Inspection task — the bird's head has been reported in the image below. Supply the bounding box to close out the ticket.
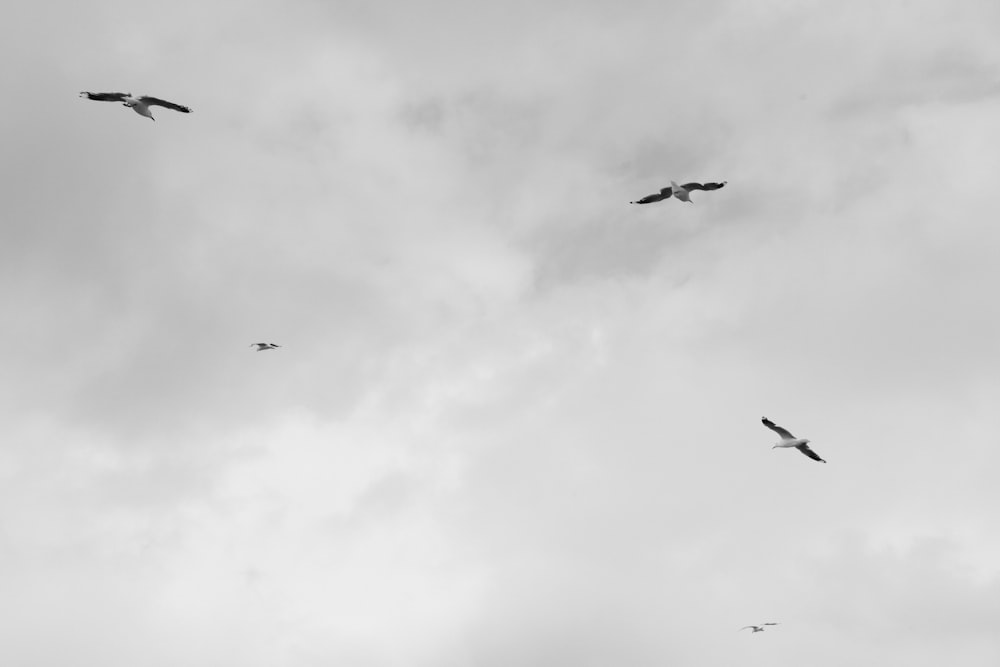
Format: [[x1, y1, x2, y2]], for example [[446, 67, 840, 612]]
[[801, 438, 811, 444]]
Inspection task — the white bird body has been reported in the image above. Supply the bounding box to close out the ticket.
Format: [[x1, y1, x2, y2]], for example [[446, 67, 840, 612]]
[[122, 95, 154, 120], [772, 437, 810, 449], [670, 180, 691, 202]]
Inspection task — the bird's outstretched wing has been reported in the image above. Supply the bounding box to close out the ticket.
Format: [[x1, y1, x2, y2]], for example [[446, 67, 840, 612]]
[[681, 181, 727, 191], [631, 192, 670, 204], [659, 186, 674, 195], [763, 622, 780, 626], [796, 444, 826, 463], [80, 91, 128, 102], [739, 626, 758, 632], [762, 417, 796, 440], [139, 96, 192, 113]]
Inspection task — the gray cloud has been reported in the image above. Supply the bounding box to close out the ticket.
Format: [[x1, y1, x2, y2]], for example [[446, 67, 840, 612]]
[[1, 1, 999, 665]]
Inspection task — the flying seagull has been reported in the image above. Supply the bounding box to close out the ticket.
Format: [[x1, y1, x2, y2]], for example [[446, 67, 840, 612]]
[[251, 343, 281, 351], [630, 181, 726, 204], [79, 91, 192, 121], [762, 417, 826, 463], [741, 623, 779, 634]]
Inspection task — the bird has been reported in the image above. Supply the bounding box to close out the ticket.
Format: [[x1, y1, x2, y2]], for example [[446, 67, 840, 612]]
[[741, 623, 779, 634], [251, 343, 281, 351], [630, 181, 726, 204], [79, 91, 192, 121], [762, 417, 826, 462]]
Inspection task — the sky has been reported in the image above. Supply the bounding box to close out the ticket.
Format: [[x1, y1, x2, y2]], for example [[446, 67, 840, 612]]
[[1, 0, 1000, 664]]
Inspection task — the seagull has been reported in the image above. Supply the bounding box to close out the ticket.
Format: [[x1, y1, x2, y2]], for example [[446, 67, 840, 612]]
[[79, 91, 192, 121], [251, 343, 281, 351], [630, 181, 726, 204], [762, 417, 826, 463], [741, 623, 779, 634]]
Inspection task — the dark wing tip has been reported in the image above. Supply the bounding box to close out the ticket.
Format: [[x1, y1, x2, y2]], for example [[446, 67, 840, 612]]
[[798, 444, 826, 462]]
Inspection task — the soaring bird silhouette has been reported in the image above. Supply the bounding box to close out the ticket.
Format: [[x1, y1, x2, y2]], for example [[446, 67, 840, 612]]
[[251, 343, 281, 351], [741, 623, 779, 634], [79, 91, 192, 121], [630, 181, 726, 204], [762, 417, 825, 462]]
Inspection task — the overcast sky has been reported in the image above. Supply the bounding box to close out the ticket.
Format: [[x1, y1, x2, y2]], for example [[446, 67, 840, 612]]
[[2, 0, 1000, 665]]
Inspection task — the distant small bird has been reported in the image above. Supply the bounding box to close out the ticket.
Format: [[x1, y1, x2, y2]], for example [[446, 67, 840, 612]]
[[79, 91, 192, 121], [741, 623, 779, 634], [251, 343, 281, 351], [762, 417, 826, 463], [630, 181, 726, 204]]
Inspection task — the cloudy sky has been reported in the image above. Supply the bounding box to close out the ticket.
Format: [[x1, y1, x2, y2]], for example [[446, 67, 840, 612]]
[[2, 0, 1000, 664]]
